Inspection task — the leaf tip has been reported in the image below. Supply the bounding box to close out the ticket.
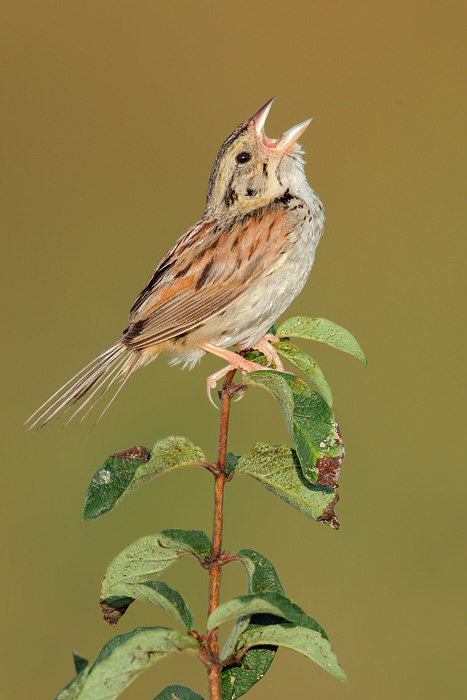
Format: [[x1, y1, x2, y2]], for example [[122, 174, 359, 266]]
[[358, 351, 368, 366], [317, 493, 340, 529]]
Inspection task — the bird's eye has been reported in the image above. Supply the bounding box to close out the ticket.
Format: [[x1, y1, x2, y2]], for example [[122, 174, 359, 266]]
[[236, 151, 251, 164]]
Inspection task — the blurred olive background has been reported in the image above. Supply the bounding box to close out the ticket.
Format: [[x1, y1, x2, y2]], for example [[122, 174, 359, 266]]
[[2, 1, 465, 698]]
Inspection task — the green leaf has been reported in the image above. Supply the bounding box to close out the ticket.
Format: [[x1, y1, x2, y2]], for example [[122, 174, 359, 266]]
[[277, 316, 366, 365], [161, 529, 211, 558], [221, 550, 283, 700], [208, 591, 307, 631], [242, 350, 269, 366], [238, 621, 346, 683], [55, 653, 89, 700], [235, 549, 284, 595], [72, 651, 89, 674], [273, 341, 333, 406], [77, 627, 200, 700], [243, 372, 344, 485], [103, 580, 194, 630], [100, 530, 210, 625], [225, 452, 240, 477], [235, 443, 340, 528], [82, 436, 206, 521], [153, 686, 205, 700]]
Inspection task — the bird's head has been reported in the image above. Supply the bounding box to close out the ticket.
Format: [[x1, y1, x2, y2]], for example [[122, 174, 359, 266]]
[[205, 97, 312, 217]]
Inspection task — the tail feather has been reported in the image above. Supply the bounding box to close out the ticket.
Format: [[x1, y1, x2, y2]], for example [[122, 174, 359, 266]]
[[84, 353, 142, 428], [62, 352, 130, 426], [25, 339, 144, 430], [29, 343, 120, 420], [37, 344, 125, 424]]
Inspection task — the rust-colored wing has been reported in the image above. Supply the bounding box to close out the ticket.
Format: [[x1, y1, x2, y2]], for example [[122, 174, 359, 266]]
[[125, 205, 293, 349]]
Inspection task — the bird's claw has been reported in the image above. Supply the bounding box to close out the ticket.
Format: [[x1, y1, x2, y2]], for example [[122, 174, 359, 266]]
[[206, 364, 236, 408], [202, 339, 287, 408]]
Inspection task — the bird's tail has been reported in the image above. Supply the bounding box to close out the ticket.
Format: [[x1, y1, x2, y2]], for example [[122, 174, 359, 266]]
[[26, 339, 146, 430]]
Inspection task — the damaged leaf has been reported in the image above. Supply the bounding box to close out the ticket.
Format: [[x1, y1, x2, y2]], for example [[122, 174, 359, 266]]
[[82, 436, 206, 521], [103, 580, 194, 630], [243, 371, 344, 485], [100, 530, 210, 626], [234, 443, 340, 528]]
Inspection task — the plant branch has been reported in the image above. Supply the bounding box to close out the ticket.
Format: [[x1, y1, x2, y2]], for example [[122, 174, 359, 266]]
[[207, 368, 237, 700]]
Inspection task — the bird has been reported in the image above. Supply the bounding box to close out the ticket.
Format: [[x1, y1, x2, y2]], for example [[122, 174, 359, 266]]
[[26, 97, 325, 430]]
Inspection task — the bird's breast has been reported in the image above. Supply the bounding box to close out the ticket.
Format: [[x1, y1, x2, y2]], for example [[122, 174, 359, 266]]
[[208, 195, 324, 350]]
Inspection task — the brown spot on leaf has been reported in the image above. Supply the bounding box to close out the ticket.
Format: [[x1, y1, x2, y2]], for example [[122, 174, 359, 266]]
[[315, 455, 342, 488], [111, 445, 150, 463], [100, 599, 130, 627], [317, 493, 340, 530], [315, 421, 344, 488]]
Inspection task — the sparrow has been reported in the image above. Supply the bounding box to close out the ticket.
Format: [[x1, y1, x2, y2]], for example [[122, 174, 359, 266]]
[[26, 97, 325, 429]]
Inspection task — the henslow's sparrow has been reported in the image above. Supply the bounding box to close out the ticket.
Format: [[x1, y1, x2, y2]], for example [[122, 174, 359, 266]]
[[27, 98, 325, 429]]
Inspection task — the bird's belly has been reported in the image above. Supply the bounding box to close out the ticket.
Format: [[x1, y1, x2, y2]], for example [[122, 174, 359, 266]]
[[227, 239, 316, 349], [168, 214, 323, 367], [203, 225, 318, 350]]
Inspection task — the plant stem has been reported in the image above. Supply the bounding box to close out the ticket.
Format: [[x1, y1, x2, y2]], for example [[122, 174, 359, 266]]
[[207, 369, 237, 700]]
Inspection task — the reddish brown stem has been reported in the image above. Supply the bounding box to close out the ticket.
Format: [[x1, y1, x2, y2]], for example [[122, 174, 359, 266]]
[[206, 368, 237, 700]]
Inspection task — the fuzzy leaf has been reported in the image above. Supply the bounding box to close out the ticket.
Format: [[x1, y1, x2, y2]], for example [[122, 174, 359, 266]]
[[82, 436, 206, 521], [221, 550, 283, 700], [208, 591, 307, 631], [100, 530, 210, 625], [238, 621, 346, 683], [235, 443, 340, 528], [277, 316, 366, 365], [77, 627, 200, 700], [243, 372, 344, 484], [153, 686, 204, 700], [273, 341, 333, 406], [55, 653, 89, 700]]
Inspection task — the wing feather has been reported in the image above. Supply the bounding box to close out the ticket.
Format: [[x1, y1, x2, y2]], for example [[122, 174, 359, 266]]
[[125, 205, 292, 350]]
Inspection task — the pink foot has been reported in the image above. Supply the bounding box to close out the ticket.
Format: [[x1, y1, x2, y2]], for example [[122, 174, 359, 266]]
[[252, 334, 285, 371], [199, 342, 275, 406]]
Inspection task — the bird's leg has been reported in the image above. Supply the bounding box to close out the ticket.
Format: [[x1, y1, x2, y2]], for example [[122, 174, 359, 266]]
[[200, 342, 274, 374], [199, 342, 274, 405], [252, 334, 285, 371], [263, 333, 281, 344]]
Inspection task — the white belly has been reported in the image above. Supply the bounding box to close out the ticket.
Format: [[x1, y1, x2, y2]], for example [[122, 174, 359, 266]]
[[226, 217, 320, 349]]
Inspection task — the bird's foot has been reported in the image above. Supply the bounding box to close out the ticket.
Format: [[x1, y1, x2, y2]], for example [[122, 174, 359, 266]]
[[200, 342, 275, 407], [252, 334, 285, 371]]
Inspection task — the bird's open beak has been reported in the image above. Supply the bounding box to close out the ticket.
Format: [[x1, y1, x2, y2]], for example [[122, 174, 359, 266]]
[[248, 97, 312, 151]]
